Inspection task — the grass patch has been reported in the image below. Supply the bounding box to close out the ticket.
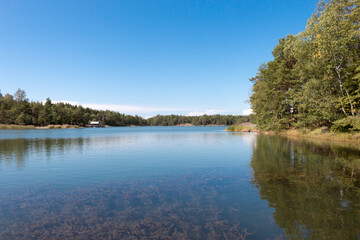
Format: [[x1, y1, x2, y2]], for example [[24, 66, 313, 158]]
[[0, 124, 81, 130], [225, 124, 258, 132], [227, 122, 360, 143], [0, 124, 36, 130], [278, 128, 360, 143], [42, 125, 80, 129]]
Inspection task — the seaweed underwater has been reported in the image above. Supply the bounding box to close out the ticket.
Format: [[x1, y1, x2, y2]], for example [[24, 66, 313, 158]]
[[0, 173, 254, 240]]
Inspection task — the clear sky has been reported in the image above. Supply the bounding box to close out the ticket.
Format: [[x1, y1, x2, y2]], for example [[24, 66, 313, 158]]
[[0, 0, 319, 117]]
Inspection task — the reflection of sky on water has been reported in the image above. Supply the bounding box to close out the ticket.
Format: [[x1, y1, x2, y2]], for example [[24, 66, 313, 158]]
[[0, 127, 254, 190], [4, 127, 358, 239], [0, 126, 227, 140], [0, 127, 285, 239]]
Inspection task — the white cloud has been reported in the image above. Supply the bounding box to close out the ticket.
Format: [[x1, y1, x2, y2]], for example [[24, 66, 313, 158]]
[[53, 100, 186, 114], [187, 109, 227, 116], [52, 100, 238, 117], [242, 108, 253, 115]]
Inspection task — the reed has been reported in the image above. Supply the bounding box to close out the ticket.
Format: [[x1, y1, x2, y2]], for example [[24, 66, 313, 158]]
[[0, 124, 36, 129]]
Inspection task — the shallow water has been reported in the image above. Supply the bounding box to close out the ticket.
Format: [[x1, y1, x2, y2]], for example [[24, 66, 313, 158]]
[[0, 127, 359, 239]]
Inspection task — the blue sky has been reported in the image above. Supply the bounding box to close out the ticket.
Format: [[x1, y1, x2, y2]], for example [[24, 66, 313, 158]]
[[0, 0, 318, 117]]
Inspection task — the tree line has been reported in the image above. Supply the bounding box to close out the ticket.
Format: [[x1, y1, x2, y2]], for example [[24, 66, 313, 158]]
[[0, 89, 249, 127], [146, 114, 251, 126], [250, 0, 360, 132], [0, 89, 147, 126]]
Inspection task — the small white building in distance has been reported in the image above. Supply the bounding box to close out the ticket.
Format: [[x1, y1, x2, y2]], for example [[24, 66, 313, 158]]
[[87, 121, 104, 127], [88, 121, 104, 128]]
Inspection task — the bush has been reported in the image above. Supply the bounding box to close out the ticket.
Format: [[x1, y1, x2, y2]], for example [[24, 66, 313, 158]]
[[331, 116, 360, 132], [225, 124, 258, 132]]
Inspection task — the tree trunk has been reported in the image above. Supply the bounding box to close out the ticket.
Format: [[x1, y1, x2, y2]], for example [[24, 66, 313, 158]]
[[334, 67, 355, 116], [328, 73, 348, 115]]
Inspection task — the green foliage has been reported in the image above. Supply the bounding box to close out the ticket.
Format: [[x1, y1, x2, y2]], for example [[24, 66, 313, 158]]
[[250, 0, 360, 131], [0, 89, 249, 127], [331, 116, 360, 132], [146, 114, 252, 126], [225, 124, 257, 132], [0, 89, 147, 127]]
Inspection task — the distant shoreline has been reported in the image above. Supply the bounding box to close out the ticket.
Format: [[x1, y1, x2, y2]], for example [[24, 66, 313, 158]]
[[175, 123, 225, 127], [0, 124, 82, 130], [0, 124, 227, 130]]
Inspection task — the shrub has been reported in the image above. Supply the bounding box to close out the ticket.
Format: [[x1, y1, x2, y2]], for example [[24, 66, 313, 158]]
[[225, 124, 257, 132], [331, 116, 360, 132]]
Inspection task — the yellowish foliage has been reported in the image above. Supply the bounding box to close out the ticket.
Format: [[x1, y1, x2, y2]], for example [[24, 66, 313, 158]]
[[313, 51, 322, 59]]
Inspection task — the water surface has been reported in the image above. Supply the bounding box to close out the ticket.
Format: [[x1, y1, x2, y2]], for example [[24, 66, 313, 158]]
[[0, 127, 359, 239]]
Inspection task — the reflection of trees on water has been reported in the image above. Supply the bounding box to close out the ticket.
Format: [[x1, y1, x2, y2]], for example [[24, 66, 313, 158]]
[[0, 132, 262, 239], [0, 132, 234, 169], [251, 135, 360, 240], [0, 138, 84, 169]]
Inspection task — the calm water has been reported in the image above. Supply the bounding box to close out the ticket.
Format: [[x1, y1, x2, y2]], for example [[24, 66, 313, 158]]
[[0, 127, 359, 239]]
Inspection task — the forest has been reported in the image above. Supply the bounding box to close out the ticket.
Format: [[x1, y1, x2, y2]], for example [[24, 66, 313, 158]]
[[250, 0, 360, 132], [146, 114, 251, 126], [0, 89, 147, 126], [0, 89, 248, 127]]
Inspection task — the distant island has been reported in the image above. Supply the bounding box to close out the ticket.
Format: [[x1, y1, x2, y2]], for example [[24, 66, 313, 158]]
[[0, 89, 251, 129]]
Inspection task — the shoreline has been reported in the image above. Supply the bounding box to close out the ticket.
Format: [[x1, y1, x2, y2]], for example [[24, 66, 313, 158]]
[[0, 124, 227, 130], [276, 129, 360, 144], [0, 124, 82, 130], [225, 125, 360, 144]]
